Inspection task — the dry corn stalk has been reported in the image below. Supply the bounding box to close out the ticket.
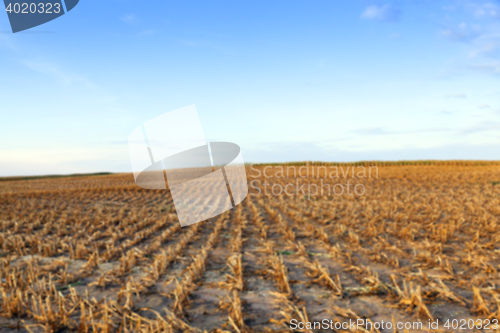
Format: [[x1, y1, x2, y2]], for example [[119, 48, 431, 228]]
[[303, 259, 342, 296]]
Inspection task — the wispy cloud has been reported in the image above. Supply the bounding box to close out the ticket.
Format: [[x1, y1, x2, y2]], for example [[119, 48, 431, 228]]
[[360, 4, 401, 22], [389, 33, 402, 39], [460, 120, 500, 134], [445, 93, 467, 98], [352, 127, 390, 135], [121, 13, 139, 25], [178, 39, 236, 55], [352, 121, 500, 137], [0, 34, 16, 50], [439, 1, 500, 76], [470, 2, 500, 19], [440, 22, 482, 42], [0, 146, 129, 177], [22, 60, 95, 87], [351, 127, 451, 136], [20, 60, 120, 104], [139, 29, 155, 36], [469, 61, 500, 74], [468, 28, 500, 58], [243, 141, 500, 163]]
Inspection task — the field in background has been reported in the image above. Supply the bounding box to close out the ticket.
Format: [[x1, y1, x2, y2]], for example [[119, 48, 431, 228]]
[[0, 162, 500, 332]]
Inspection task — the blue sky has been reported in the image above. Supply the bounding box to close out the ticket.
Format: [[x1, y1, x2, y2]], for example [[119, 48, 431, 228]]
[[1, 0, 499, 176]]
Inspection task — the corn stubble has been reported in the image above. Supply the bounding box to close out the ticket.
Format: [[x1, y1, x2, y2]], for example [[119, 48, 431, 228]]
[[0, 162, 499, 332]]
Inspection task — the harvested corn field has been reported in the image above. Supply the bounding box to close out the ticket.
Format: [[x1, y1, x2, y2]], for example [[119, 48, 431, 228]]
[[1, 161, 500, 332]]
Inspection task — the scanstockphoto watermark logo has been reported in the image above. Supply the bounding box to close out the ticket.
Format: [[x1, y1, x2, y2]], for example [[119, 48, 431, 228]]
[[3, 0, 79, 33], [248, 162, 379, 198], [128, 105, 248, 228]]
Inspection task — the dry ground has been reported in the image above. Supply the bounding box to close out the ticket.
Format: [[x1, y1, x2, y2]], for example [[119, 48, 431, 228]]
[[0, 162, 500, 332]]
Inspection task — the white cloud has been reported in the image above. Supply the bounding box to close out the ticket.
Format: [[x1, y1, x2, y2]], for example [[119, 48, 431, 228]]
[[360, 4, 401, 22]]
